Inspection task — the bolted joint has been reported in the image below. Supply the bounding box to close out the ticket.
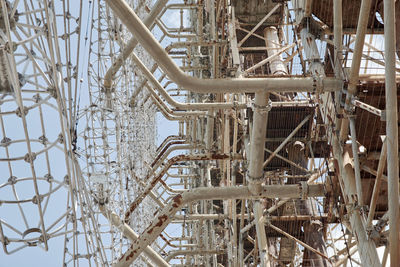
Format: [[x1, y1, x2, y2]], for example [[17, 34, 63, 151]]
[[24, 152, 36, 163], [251, 99, 272, 114]]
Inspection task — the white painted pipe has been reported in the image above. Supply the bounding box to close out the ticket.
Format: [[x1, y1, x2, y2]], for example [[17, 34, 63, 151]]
[[105, 0, 342, 93], [339, 147, 381, 266], [205, 110, 214, 150], [264, 27, 287, 75], [247, 91, 269, 195], [346, 0, 373, 95], [103, 0, 169, 88], [384, 0, 400, 265], [99, 206, 170, 267], [247, 92, 270, 264], [333, 0, 343, 79], [366, 138, 387, 228], [349, 117, 364, 206], [114, 184, 324, 267], [304, 0, 313, 17], [131, 52, 247, 110], [340, 0, 373, 141], [300, 28, 325, 75]]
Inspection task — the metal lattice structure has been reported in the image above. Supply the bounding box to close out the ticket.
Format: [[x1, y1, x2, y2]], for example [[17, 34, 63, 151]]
[[1, 0, 399, 266]]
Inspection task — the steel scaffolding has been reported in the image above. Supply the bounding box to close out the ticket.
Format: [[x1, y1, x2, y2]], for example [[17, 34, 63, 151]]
[[0, 0, 399, 266]]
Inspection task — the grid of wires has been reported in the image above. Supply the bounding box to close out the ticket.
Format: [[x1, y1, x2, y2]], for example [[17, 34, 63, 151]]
[[79, 0, 160, 265], [0, 0, 91, 264], [1, 0, 396, 266]]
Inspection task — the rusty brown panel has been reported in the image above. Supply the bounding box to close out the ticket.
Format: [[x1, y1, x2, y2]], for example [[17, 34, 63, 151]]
[[232, 0, 284, 25], [355, 83, 400, 152], [312, 0, 384, 30]]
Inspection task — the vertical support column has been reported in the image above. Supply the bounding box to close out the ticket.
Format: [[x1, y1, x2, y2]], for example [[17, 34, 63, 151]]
[[254, 201, 270, 267], [349, 117, 364, 206], [339, 0, 372, 141], [247, 91, 270, 267], [299, 27, 325, 75], [263, 27, 287, 75], [246, 27, 276, 267], [247, 90, 269, 195], [340, 148, 381, 266], [333, 0, 343, 114], [384, 0, 400, 265]]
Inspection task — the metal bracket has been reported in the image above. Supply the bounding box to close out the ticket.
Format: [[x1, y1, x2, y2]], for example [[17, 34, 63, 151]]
[[380, 110, 386, 121]]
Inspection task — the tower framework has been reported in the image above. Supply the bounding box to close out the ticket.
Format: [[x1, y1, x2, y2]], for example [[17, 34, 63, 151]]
[[0, 0, 399, 266]]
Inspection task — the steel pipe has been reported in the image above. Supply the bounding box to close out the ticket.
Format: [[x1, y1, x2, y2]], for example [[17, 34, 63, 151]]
[[345, 0, 372, 95], [130, 52, 246, 110], [366, 138, 387, 228], [339, 146, 381, 266], [99, 206, 170, 267], [247, 91, 269, 195], [340, 0, 373, 140], [205, 110, 214, 150], [114, 184, 324, 267], [103, 0, 169, 88], [124, 153, 240, 222], [304, 0, 313, 17], [105, 0, 342, 93], [149, 94, 203, 120], [384, 0, 400, 265]]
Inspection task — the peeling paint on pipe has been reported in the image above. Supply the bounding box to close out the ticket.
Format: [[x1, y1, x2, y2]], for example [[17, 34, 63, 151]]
[[114, 184, 324, 267]]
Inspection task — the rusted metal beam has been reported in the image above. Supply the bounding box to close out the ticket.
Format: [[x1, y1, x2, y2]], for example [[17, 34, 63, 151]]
[[115, 184, 325, 267], [340, 0, 373, 141], [99, 206, 170, 267], [124, 153, 240, 222]]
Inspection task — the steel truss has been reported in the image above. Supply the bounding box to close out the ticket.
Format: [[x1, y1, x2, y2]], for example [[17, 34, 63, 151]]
[[0, 0, 398, 266]]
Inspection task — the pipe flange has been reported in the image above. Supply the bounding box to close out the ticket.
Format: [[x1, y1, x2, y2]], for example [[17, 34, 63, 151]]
[[247, 173, 264, 183], [252, 100, 272, 114], [300, 181, 309, 200]]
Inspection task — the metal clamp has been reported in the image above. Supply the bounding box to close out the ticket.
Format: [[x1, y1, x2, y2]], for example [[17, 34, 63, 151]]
[[247, 173, 264, 183], [252, 99, 272, 114]]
